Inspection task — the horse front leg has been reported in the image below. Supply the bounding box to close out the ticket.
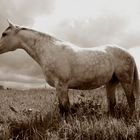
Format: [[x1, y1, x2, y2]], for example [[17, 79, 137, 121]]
[[56, 82, 70, 117]]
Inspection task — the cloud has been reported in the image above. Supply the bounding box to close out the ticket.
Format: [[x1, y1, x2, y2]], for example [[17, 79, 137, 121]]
[[0, 50, 45, 86], [50, 16, 128, 47], [0, 50, 44, 77], [0, 0, 140, 88], [0, 0, 56, 32], [129, 47, 140, 76], [121, 31, 140, 48], [34, 0, 140, 49]]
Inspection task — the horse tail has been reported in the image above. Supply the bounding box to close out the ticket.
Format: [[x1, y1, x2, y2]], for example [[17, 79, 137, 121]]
[[133, 62, 139, 101]]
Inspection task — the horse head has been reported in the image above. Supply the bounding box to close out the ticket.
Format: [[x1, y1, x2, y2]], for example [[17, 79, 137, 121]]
[[0, 20, 22, 54]]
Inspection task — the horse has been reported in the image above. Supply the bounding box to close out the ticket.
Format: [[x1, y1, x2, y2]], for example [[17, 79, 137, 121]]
[[0, 21, 139, 116]]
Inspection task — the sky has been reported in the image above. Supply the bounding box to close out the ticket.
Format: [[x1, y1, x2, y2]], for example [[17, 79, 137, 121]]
[[0, 0, 140, 89]]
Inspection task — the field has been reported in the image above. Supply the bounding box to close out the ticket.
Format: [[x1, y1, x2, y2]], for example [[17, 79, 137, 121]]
[[0, 87, 139, 140]]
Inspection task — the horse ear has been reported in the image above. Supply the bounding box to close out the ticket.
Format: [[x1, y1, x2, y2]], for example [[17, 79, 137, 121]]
[[7, 19, 15, 28]]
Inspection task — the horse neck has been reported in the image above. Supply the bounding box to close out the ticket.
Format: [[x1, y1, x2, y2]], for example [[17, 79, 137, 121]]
[[19, 29, 54, 65]]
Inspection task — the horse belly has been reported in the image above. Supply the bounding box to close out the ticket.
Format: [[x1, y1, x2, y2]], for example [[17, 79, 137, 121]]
[[69, 74, 113, 89], [69, 58, 114, 90]]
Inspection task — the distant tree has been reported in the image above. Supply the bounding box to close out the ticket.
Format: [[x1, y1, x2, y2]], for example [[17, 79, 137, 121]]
[[0, 85, 4, 90]]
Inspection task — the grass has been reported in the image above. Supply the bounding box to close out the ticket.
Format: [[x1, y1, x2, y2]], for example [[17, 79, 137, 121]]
[[0, 87, 139, 139]]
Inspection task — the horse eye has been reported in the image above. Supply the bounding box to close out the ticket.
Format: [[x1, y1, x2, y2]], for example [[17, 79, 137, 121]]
[[2, 33, 7, 37]]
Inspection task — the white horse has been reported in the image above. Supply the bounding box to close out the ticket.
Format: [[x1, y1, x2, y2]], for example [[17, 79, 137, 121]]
[[0, 21, 139, 116]]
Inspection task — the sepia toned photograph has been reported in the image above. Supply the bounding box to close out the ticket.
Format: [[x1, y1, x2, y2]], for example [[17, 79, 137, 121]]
[[0, 0, 140, 139]]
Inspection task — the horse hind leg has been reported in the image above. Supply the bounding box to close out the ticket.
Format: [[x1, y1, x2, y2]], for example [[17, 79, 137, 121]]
[[120, 82, 135, 115], [115, 67, 135, 115], [106, 75, 119, 116]]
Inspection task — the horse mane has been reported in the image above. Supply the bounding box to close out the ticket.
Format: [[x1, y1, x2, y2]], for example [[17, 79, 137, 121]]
[[20, 27, 54, 41]]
